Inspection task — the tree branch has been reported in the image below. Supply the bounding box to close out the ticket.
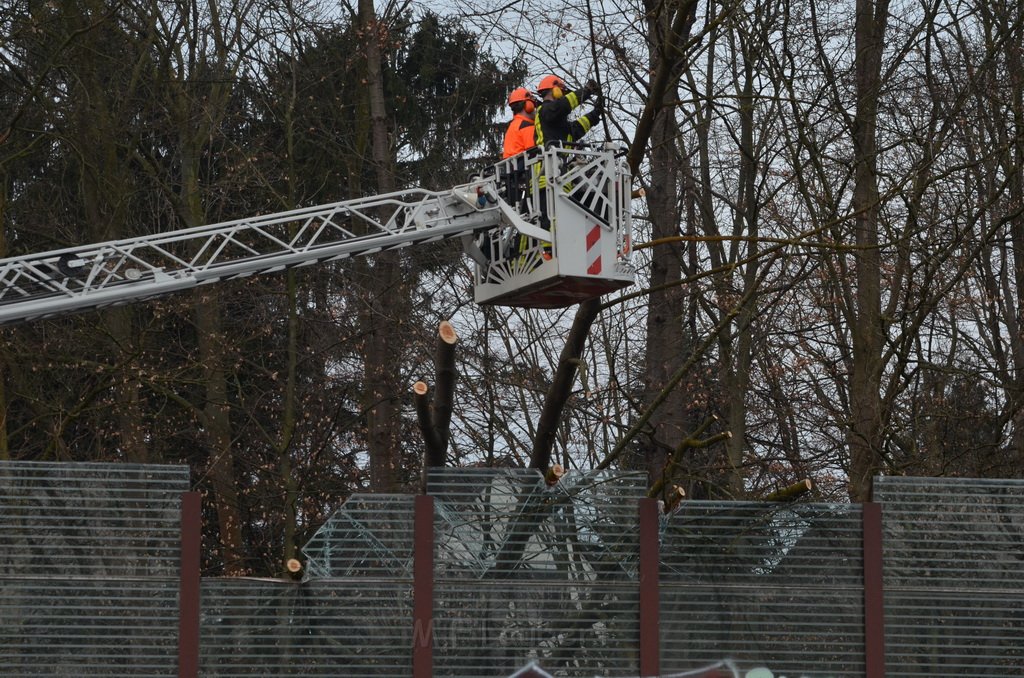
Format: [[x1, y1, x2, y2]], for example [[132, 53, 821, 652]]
[[431, 320, 458, 454], [529, 299, 602, 470], [764, 479, 814, 502], [415, 320, 460, 483]]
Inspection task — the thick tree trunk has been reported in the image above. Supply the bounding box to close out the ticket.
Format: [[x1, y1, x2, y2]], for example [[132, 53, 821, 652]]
[[358, 0, 404, 492], [415, 321, 459, 471], [0, 174, 8, 460], [638, 0, 698, 495], [641, 103, 690, 491], [847, 0, 890, 502], [195, 295, 246, 575], [431, 321, 459, 453]]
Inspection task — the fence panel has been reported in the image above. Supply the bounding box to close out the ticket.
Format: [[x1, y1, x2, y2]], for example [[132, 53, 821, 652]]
[[429, 469, 646, 677], [198, 579, 413, 677], [660, 502, 865, 676], [0, 461, 188, 675], [876, 477, 1024, 676]]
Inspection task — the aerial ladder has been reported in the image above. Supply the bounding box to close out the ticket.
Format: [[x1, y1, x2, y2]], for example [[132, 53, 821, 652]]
[[0, 144, 635, 326]]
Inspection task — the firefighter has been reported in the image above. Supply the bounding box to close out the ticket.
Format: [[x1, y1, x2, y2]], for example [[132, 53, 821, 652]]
[[534, 75, 603, 151], [502, 87, 539, 159], [501, 87, 540, 218], [531, 75, 604, 240]]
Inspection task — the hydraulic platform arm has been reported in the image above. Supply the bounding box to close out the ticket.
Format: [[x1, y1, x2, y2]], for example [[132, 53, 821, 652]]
[[0, 175, 549, 326], [0, 144, 636, 324]]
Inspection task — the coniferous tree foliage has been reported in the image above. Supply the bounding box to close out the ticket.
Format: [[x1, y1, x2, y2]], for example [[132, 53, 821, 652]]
[[1, 1, 522, 574]]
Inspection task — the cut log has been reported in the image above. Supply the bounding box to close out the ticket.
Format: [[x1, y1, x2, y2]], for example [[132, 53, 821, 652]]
[[431, 320, 459, 456], [664, 485, 686, 513], [438, 319, 458, 345], [413, 380, 443, 456], [414, 319, 460, 477], [764, 478, 813, 502], [544, 464, 565, 486]]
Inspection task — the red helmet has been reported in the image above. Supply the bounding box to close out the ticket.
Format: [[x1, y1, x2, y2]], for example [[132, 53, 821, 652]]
[[537, 74, 565, 93], [508, 87, 533, 105]]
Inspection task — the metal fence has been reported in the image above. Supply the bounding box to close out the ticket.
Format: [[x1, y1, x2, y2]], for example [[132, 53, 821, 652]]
[[426, 470, 645, 677], [198, 578, 414, 677], [2, 461, 1023, 677], [0, 461, 188, 675], [875, 476, 1024, 676], [660, 502, 866, 676]]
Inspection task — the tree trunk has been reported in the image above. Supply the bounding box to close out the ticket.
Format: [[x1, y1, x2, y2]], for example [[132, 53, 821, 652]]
[[847, 0, 890, 502], [276, 51, 302, 571], [636, 0, 703, 496], [721, 51, 760, 498], [182, 129, 245, 573], [107, 307, 149, 463], [1002, 1, 1024, 476], [530, 299, 603, 470], [641, 94, 690, 492], [195, 295, 246, 575], [357, 0, 405, 492], [71, 26, 149, 464], [416, 321, 459, 471], [0, 171, 8, 460], [279, 268, 301, 567]]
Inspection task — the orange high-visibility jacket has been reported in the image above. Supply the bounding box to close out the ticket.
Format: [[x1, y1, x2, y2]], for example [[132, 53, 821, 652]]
[[502, 113, 536, 158]]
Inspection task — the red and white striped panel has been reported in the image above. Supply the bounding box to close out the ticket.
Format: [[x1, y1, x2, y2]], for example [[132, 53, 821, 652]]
[[586, 224, 602, 275]]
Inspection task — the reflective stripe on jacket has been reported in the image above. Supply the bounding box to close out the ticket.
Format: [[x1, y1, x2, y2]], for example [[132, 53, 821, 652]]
[[535, 91, 595, 147], [535, 91, 598, 189]]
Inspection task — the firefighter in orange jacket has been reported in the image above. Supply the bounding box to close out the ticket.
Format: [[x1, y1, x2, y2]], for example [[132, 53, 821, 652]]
[[502, 87, 539, 158]]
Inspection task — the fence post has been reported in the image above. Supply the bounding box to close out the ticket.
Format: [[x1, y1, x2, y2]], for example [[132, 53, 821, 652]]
[[638, 497, 660, 677], [178, 491, 202, 678], [414, 494, 434, 678], [862, 501, 886, 678]]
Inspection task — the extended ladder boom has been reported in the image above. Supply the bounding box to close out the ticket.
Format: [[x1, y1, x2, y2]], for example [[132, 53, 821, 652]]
[[0, 176, 531, 325], [0, 145, 635, 324]]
